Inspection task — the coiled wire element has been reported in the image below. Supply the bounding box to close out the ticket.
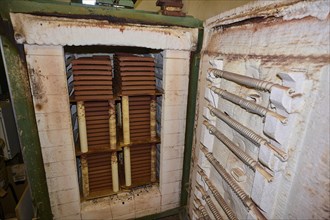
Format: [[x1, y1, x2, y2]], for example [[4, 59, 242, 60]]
[[207, 104, 288, 162], [194, 195, 211, 220], [195, 182, 224, 220], [203, 121, 273, 182], [197, 166, 238, 220], [200, 145, 267, 220], [208, 86, 287, 124], [208, 68, 295, 95]]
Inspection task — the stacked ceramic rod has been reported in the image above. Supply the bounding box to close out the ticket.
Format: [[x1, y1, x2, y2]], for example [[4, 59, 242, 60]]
[[116, 54, 158, 187], [71, 56, 119, 198]]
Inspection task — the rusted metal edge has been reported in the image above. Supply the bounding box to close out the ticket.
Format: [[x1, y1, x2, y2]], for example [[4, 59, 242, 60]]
[[0, 0, 203, 28], [205, 0, 329, 29]]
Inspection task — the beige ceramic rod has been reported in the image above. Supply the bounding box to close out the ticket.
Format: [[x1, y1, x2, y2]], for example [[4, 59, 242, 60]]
[[81, 155, 89, 197], [111, 152, 119, 192], [122, 96, 131, 186], [109, 101, 117, 151], [150, 96, 157, 141], [77, 101, 88, 153]]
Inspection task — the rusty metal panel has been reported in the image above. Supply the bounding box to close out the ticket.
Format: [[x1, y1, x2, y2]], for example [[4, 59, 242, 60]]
[[128, 96, 151, 142], [72, 56, 113, 101], [85, 101, 111, 150], [130, 144, 152, 186], [114, 55, 156, 96], [87, 153, 113, 193]]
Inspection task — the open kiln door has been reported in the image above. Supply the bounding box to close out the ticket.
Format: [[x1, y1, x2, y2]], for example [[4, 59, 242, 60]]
[[189, 1, 329, 219]]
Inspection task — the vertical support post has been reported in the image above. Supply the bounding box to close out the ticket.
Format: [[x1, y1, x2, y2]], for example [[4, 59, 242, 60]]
[[180, 29, 204, 207], [151, 144, 157, 182], [109, 100, 117, 151], [111, 152, 119, 192], [150, 95, 157, 141], [122, 96, 131, 186], [77, 101, 88, 153], [81, 155, 89, 197], [109, 100, 119, 192], [0, 36, 52, 219], [150, 96, 157, 182]]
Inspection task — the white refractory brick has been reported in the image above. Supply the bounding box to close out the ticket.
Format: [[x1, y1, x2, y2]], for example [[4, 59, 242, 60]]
[[264, 114, 293, 146], [35, 112, 71, 131], [29, 74, 68, 96], [44, 160, 76, 178], [162, 133, 185, 147], [162, 157, 183, 172], [41, 146, 75, 163], [49, 188, 80, 207], [38, 128, 74, 148], [209, 58, 224, 70], [51, 201, 80, 219], [161, 181, 181, 195], [163, 105, 187, 120], [26, 55, 66, 76], [110, 192, 135, 218], [270, 71, 306, 114], [204, 87, 219, 108], [163, 75, 189, 91], [163, 50, 190, 60], [258, 143, 282, 171], [203, 106, 216, 122], [55, 213, 81, 220], [164, 92, 188, 107], [163, 58, 190, 76], [162, 145, 184, 160], [133, 186, 161, 213], [200, 124, 215, 152], [161, 203, 180, 212], [81, 197, 111, 220], [34, 94, 69, 114], [162, 170, 183, 184], [46, 175, 79, 193], [161, 192, 180, 206], [24, 45, 64, 56], [163, 119, 186, 134], [198, 151, 211, 173], [135, 208, 159, 219], [251, 170, 282, 218]]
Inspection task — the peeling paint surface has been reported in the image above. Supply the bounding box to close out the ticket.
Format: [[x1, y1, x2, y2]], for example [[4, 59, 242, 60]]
[[10, 13, 198, 51]]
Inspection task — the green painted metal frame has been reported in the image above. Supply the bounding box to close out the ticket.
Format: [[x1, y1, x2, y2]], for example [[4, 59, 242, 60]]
[[180, 28, 203, 208], [0, 1, 203, 219], [0, 0, 202, 28], [0, 36, 53, 219]]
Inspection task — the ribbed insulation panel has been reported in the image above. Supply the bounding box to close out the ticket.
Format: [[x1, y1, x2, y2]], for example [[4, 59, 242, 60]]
[[84, 101, 110, 149], [130, 144, 152, 185], [114, 54, 156, 95], [87, 153, 113, 193], [129, 96, 151, 142], [72, 56, 113, 100]]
